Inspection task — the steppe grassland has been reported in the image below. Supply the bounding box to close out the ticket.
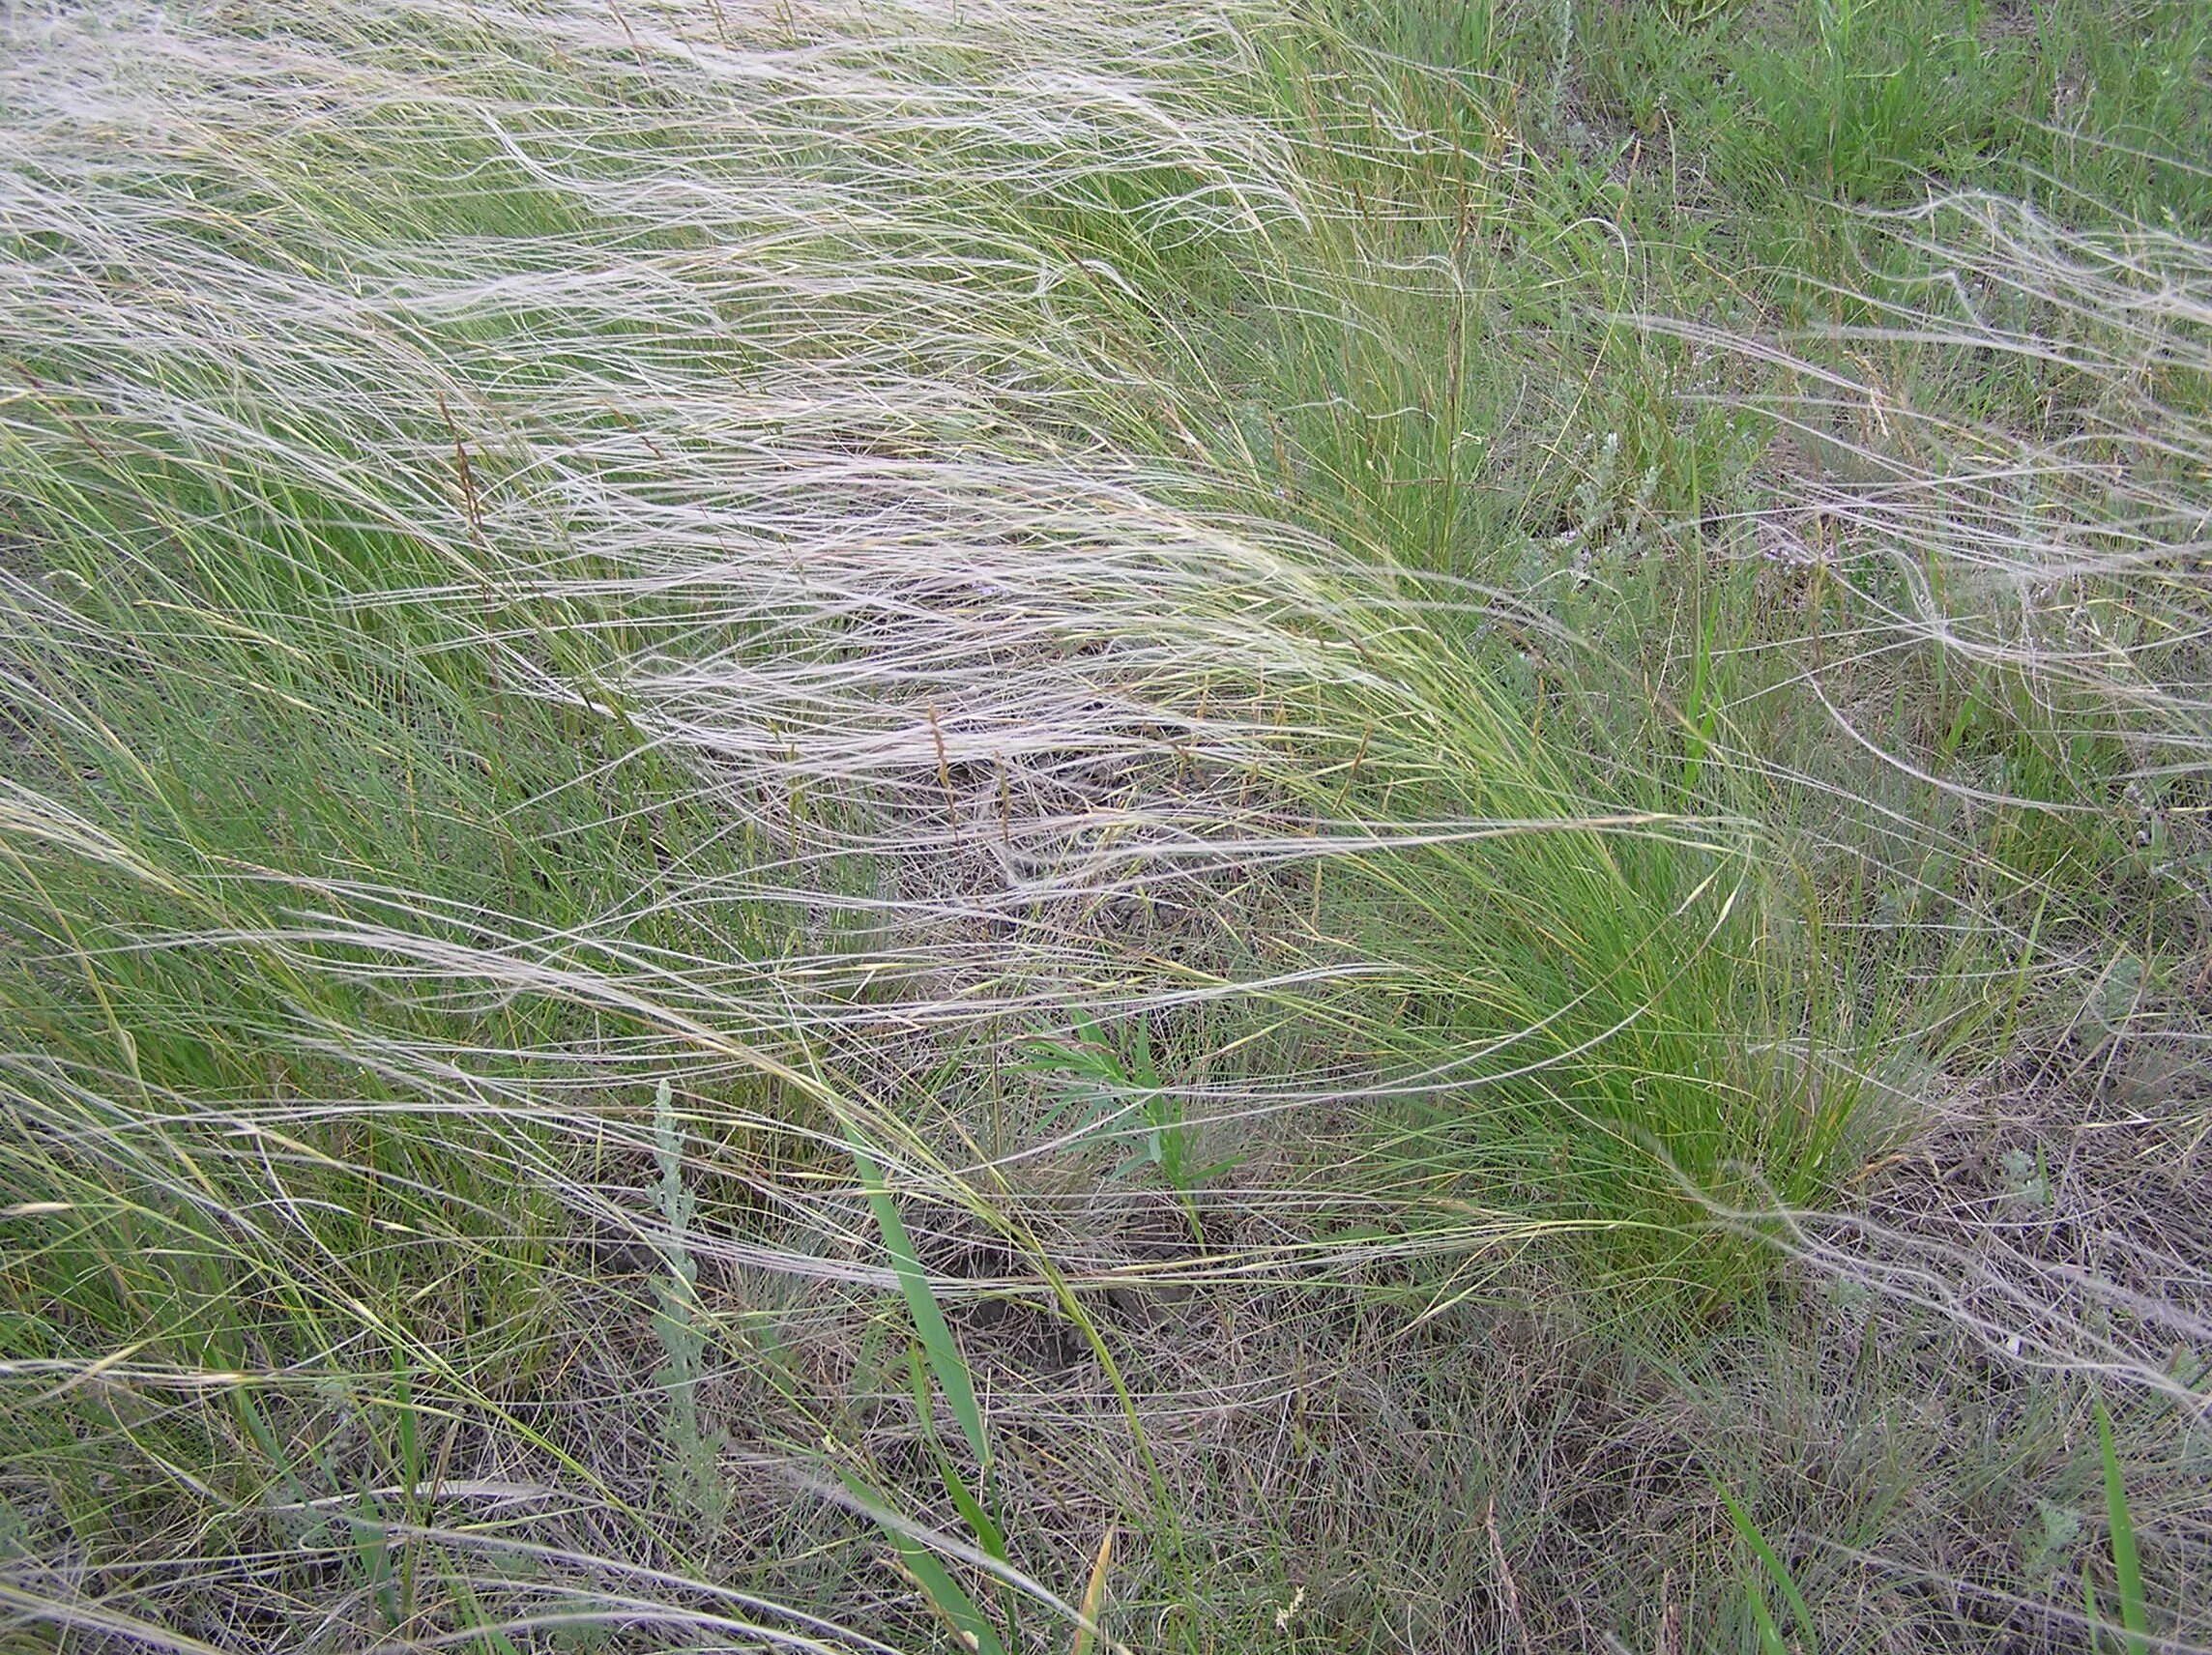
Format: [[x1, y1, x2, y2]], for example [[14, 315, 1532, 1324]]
[[2, 1, 2209, 1650]]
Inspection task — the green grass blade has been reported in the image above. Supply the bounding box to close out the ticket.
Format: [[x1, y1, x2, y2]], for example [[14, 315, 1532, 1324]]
[[1716, 1481, 1817, 1653], [909, 1345, 1010, 1563], [890, 1540, 1010, 1655], [837, 1469, 1009, 1655], [1746, 1583, 1789, 1655], [2096, 1395, 2150, 1655], [847, 1138, 990, 1475]]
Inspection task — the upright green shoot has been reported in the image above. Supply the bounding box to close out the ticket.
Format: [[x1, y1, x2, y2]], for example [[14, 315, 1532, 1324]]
[[2091, 1396, 2151, 1655]]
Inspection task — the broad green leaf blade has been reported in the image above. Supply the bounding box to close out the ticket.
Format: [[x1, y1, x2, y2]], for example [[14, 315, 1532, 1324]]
[[1716, 1480, 1817, 1653], [846, 1137, 990, 1475], [835, 1468, 1007, 1655], [2096, 1395, 2150, 1655]]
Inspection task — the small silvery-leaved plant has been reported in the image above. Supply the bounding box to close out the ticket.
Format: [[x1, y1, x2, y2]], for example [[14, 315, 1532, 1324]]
[[649, 1079, 731, 1530]]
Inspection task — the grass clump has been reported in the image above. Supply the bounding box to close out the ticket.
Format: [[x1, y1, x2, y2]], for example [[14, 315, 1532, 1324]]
[[3, 1, 2210, 1650]]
